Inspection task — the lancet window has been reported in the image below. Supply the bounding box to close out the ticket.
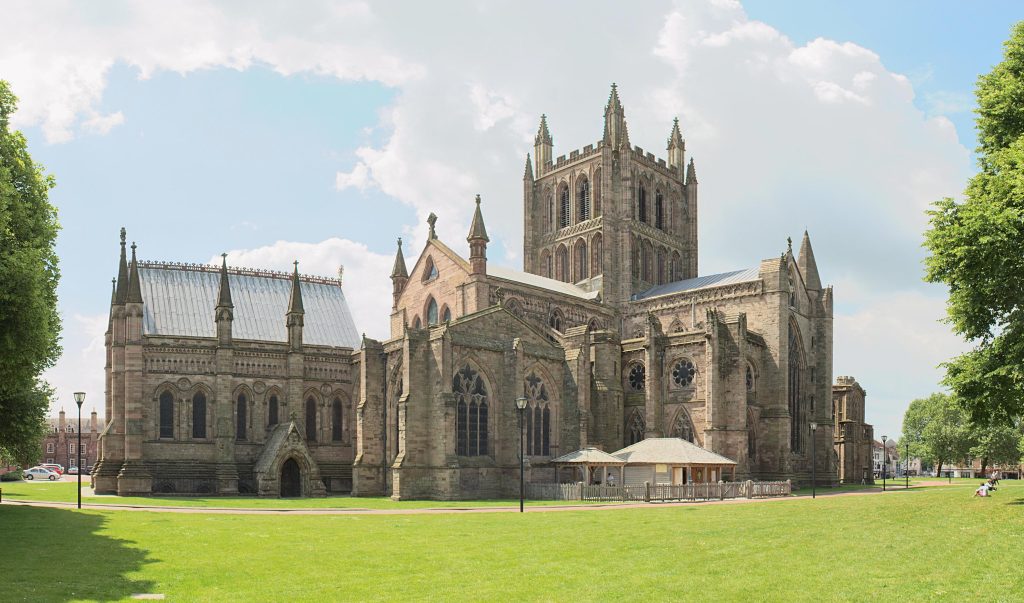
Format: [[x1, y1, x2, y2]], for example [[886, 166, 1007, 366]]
[[454, 365, 489, 457]]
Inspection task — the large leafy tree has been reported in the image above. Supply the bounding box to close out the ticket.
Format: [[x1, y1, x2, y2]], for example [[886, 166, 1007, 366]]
[[901, 393, 975, 476], [924, 22, 1024, 423], [968, 421, 1022, 476], [0, 80, 61, 466]]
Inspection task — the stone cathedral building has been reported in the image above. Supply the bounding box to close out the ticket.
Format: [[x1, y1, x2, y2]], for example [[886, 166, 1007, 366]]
[[96, 85, 841, 499]]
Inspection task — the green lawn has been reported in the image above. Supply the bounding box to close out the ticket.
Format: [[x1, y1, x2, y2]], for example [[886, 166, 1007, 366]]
[[2, 482, 1022, 601]]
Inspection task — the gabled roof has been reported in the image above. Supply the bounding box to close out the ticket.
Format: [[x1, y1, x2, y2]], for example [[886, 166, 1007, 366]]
[[632, 267, 760, 301], [137, 262, 360, 347], [551, 447, 625, 465], [488, 265, 600, 301], [612, 438, 737, 465]]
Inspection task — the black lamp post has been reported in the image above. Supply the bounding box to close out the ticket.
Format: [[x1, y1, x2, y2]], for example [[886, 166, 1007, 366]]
[[905, 441, 910, 489], [73, 391, 85, 509], [515, 396, 527, 513], [810, 421, 817, 499], [881, 435, 888, 492]]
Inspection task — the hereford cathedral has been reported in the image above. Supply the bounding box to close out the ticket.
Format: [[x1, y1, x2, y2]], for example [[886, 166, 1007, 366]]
[[94, 85, 848, 499]]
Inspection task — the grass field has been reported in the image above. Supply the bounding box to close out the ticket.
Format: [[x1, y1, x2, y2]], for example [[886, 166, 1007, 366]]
[[2, 481, 1023, 602]]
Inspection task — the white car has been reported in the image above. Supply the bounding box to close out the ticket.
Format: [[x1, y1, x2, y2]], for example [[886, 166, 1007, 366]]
[[24, 467, 60, 481]]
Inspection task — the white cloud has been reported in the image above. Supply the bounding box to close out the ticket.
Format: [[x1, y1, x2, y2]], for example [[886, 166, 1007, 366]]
[[81, 111, 124, 135], [15, 1, 974, 436]]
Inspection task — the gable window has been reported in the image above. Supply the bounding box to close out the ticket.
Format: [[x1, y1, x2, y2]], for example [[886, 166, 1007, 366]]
[[268, 395, 279, 427], [423, 257, 438, 282], [454, 365, 489, 456], [332, 398, 343, 442], [192, 392, 207, 439], [306, 397, 317, 442], [236, 393, 248, 441], [427, 297, 439, 325], [159, 391, 174, 439]]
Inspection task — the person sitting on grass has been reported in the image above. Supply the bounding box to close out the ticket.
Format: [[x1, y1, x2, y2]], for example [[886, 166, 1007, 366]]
[[974, 482, 990, 497]]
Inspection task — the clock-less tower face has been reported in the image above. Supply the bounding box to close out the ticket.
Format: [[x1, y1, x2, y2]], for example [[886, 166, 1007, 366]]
[[522, 86, 698, 307]]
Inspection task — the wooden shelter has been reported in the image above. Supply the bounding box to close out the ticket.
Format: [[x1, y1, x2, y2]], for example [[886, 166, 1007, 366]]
[[612, 438, 738, 486], [550, 447, 626, 485]]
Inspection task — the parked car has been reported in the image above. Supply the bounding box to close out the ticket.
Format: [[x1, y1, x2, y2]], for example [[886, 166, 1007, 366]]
[[24, 467, 60, 481], [67, 467, 79, 475], [41, 463, 64, 475]]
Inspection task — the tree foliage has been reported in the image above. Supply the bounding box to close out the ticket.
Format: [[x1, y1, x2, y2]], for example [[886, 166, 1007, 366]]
[[0, 80, 61, 466], [968, 421, 1022, 474], [924, 22, 1024, 422], [901, 393, 974, 474]]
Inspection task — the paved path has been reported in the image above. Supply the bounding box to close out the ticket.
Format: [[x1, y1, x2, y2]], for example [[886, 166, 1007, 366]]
[[0, 485, 909, 516]]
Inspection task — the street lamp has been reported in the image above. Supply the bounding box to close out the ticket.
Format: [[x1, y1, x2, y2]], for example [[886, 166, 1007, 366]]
[[810, 422, 817, 499], [73, 391, 85, 509], [881, 435, 888, 492], [515, 396, 528, 513]]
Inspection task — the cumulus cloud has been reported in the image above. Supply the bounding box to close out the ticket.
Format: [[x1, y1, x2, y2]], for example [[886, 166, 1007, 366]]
[[12, 0, 974, 437], [81, 111, 124, 135]]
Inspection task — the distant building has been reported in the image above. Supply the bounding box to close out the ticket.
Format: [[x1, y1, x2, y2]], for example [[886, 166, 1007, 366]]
[[832, 376, 873, 484], [39, 408, 101, 470]]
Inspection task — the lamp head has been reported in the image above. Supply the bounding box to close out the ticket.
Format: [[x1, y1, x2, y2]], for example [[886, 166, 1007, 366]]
[[515, 396, 528, 410], [73, 391, 86, 407], [810, 421, 817, 431], [882, 435, 887, 444]]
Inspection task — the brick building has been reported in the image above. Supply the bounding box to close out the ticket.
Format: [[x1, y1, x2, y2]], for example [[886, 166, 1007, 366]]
[[96, 85, 850, 499], [39, 407, 101, 471]]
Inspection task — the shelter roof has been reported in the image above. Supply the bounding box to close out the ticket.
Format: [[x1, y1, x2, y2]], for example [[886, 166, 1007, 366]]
[[551, 447, 626, 465], [612, 438, 737, 465], [632, 267, 760, 301], [137, 262, 360, 347]]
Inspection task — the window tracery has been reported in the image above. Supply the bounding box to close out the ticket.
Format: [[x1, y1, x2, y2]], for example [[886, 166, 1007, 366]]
[[454, 365, 489, 456], [628, 363, 646, 391], [671, 359, 696, 388]]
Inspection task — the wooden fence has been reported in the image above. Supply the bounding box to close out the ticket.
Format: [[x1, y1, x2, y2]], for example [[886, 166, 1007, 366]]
[[526, 480, 791, 503]]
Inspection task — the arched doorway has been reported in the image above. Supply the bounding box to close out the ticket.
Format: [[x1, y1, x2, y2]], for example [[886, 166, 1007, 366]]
[[280, 458, 301, 497]]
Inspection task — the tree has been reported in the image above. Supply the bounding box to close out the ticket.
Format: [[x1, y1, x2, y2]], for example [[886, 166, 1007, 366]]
[[924, 22, 1024, 423], [901, 393, 975, 476], [0, 80, 61, 466], [969, 420, 1022, 475]]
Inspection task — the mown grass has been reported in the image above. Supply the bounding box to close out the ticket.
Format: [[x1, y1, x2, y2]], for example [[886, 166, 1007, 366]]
[[2, 482, 1022, 601], [0, 480, 593, 509]]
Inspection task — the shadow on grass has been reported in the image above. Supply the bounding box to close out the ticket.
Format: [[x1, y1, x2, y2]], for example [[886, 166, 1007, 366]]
[[1003, 498, 1024, 505], [1, 505, 155, 601]]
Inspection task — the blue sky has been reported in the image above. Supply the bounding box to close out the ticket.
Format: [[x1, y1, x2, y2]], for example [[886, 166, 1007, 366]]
[[5, 1, 1023, 442]]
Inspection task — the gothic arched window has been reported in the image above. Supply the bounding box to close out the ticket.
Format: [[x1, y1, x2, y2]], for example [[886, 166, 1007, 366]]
[[671, 409, 695, 443], [559, 185, 570, 229], [306, 397, 317, 442], [236, 393, 247, 441], [788, 324, 803, 452], [268, 394, 279, 427], [549, 309, 563, 332], [638, 183, 647, 223], [628, 363, 646, 391], [626, 411, 646, 446], [423, 257, 438, 282], [427, 297, 439, 325], [655, 191, 664, 229], [591, 233, 603, 276], [192, 392, 207, 439], [578, 177, 591, 222], [159, 391, 174, 439], [413, 316, 422, 329], [524, 371, 552, 456], [593, 169, 602, 216], [332, 398, 343, 441], [454, 365, 489, 456], [442, 306, 452, 322], [576, 241, 588, 280], [556, 246, 569, 282]]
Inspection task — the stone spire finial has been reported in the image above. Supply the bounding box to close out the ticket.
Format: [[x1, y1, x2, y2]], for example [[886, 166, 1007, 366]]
[[126, 242, 143, 304], [685, 157, 697, 184], [798, 230, 822, 291], [390, 237, 409, 279], [603, 83, 630, 149], [288, 260, 304, 315], [535, 114, 552, 146], [427, 213, 438, 239], [217, 253, 233, 308], [467, 194, 489, 243], [524, 153, 533, 181], [114, 228, 129, 304], [337, 264, 345, 286]]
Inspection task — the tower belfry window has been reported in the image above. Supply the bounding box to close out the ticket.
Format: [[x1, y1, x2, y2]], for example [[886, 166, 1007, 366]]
[[578, 179, 590, 222], [559, 186, 570, 229], [638, 184, 647, 223], [655, 191, 664, 229]]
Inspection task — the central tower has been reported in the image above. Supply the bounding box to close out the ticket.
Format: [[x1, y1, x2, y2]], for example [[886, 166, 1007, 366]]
[[522, 84, 699, 306]]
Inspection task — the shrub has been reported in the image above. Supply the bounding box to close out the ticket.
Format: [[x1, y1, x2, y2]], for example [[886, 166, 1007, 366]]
[[1, 470, 24, 481]]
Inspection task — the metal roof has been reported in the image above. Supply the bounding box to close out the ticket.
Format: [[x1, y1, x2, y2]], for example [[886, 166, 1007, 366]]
[[632, 267, 761, 301], [551, 447, 626, 465], [137, 263, 360, 348], [612, 438, 737, 465], [488, 265, 600, 300]]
